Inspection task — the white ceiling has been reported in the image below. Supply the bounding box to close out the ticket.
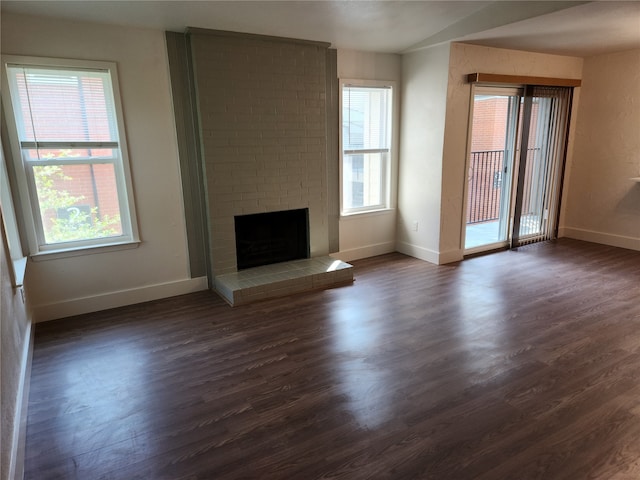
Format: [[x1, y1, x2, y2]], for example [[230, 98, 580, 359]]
[[458, 1, 640, 57], [2, 1, 639, 57]]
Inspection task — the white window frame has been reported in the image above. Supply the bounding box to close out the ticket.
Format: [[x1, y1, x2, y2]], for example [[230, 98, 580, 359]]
[[339, 79, 396, 216], [1, 55, 139, 258]]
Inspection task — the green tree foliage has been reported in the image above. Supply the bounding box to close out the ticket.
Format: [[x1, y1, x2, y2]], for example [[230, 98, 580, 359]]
[[34, 162, 121, 244]]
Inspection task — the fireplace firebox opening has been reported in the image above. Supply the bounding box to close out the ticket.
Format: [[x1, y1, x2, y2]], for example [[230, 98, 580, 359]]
[[234, 208, 310, 270]]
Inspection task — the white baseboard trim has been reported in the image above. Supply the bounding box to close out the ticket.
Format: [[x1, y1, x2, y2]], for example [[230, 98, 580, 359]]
[[559, 227, 640, 251], [395, 241, 439, 265], [333, 241, 395, 262], [395, 242, 464, 265], [8, 319, 33, 480], [32, 276, 209, 322]]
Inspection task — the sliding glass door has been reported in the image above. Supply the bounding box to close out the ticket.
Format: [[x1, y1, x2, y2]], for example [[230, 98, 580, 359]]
[[464, 85, 573, 253], [465, 87, 521, 251]]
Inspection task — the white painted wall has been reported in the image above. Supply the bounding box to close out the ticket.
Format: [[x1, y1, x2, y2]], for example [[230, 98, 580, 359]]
[[1, 220, 32, 480], [441, 43, 584, 261], [396, 43, 451, 264], [561, 49, 640, 250], [336, 49, 401, 261], [1, 13, 206, 321]]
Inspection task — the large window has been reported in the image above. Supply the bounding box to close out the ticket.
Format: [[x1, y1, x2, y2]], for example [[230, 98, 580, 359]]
[[2, 56, 138, 255], [341, 82, 393, 214]]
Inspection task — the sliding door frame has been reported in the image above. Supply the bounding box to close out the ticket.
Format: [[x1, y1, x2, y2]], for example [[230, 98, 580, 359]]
[[464, 74, 579, 254], [510, 85, 534, 247], [462, 85, 523, 254]]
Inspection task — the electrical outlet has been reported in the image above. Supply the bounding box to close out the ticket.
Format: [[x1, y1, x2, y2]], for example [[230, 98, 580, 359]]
[[412, 221, 419, 232]]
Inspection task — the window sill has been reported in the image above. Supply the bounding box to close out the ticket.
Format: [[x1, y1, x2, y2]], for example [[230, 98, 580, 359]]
[[340, 208, 395, 220], [10, 257, 27, 287], [30, 240, 141, 262]]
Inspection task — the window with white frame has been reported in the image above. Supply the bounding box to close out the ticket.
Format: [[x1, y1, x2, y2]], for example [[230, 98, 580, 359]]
[[341, 82, 393, 214], [2, 56, 138, 255]]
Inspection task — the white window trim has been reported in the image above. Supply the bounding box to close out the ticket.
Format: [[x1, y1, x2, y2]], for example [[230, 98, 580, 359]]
[[1, 55, 140, 258], [339, 78, 398, 217]]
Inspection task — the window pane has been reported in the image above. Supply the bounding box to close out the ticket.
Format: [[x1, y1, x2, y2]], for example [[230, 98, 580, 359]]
[[342, 86, 390, 151], [343, 153, 386, 210], [8, 67, 117, 144], [5, 58, 137, 252], [33, 163, 123, 244], [341, 84, 392, 214]]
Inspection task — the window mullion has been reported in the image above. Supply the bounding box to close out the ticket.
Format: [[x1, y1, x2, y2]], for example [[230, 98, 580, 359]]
[[23, 156, 119, 167], [344, 148, 389, 155], [20, 141, 119, 149]]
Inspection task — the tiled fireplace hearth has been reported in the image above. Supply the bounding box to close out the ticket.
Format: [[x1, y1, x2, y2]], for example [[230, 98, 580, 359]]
[[215, 256, 353, 306], [215, 208, 353, 306]]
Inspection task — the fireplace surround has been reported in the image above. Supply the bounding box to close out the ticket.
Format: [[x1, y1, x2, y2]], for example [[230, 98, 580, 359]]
[[168, 28, 349, 305], [186, 29, 334, 277]]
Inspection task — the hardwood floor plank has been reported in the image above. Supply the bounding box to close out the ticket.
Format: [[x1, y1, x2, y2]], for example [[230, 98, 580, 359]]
[[24, 239, 640, 479]]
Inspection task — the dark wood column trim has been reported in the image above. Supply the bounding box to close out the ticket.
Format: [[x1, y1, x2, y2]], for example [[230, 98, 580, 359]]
[[165, 31, 211, 283], [467, 73, 581, 87], [326, 49, 339, 254]]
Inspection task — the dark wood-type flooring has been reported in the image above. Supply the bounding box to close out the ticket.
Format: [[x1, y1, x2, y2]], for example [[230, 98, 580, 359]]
[[25, 239, 640, 479]]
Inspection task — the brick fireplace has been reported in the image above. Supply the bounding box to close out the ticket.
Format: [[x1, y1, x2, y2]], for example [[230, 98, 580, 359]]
[[185, 29, 351, 304]]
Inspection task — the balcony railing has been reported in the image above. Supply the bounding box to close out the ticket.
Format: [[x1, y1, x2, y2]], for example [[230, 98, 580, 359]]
[[467, 148, 540, 224], [467, 150, 504, 224]]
